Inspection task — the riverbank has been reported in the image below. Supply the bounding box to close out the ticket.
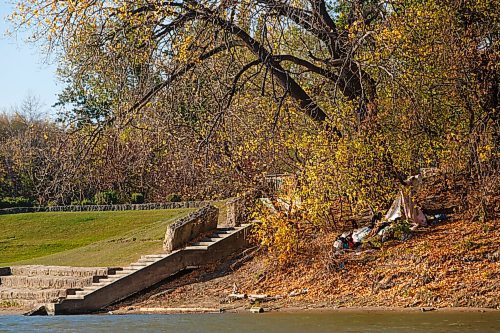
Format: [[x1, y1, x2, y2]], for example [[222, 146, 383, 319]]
[[2, 213, 498, 316], [2, 187, 497, 316], [107, 211, 498, 314]]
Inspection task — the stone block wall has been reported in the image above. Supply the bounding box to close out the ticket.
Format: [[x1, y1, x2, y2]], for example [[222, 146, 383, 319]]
[[163, 205, 219, 253], [225, 190, 257, 227], [0, 201, 211, 215]]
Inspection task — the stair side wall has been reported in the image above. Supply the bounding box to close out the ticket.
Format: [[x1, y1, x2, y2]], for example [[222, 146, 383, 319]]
[[163, 205, 219, 253]]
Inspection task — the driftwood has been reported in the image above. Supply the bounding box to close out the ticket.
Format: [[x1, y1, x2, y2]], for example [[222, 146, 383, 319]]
[[288, 288, 308, 297], [248, 294, 283, 303], [421, 307, 437, 312], [228, 293, 247, 301]]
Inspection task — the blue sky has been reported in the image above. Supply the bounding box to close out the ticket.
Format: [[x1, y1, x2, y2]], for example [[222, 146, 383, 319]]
[[0, 2, 60, 112]]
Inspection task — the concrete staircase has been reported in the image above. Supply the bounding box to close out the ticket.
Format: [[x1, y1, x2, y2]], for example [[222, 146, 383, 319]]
[[50, 223, 251, 314], [0, 266, 119, 308]]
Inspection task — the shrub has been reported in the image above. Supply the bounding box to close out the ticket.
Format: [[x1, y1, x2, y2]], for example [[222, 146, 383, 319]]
[[393, 219, 412, 241], [81, 199, 95, 206], [131, 192, 144, 204], [0, 197, 34, 209], [94, 191, 118, 205], [166, 193, 182, 202]]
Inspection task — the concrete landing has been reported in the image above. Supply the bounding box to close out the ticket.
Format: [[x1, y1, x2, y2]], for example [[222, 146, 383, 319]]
[[51, 223, 252, 314]]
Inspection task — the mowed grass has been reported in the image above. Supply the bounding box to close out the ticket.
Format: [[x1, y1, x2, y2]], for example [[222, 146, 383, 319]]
[[0, 209, 194, 267]]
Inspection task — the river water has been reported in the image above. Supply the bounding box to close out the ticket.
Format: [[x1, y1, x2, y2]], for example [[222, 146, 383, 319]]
[[0, 312, 499, 333]]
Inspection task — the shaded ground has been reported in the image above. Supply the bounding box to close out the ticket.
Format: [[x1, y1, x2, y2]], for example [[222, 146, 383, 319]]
[[0, 209, 193, 266]]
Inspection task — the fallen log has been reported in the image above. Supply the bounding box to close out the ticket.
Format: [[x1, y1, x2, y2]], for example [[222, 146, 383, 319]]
[[248, 294, 283, 303], [228, 293, 247, 300]]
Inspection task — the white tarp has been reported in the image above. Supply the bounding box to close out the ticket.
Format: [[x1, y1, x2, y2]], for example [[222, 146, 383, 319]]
[[384, 189, 427, 229]]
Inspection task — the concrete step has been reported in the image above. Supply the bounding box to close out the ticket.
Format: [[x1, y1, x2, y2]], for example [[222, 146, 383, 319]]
[[216, 227, 236, 232], [119, 267, 140, 273], [130, 263, 149, 268], [137, 258, 159, 264], [190, 241, 214, 246], [96, 277, 119, 284], [65, 295, 85, 300], [141, 254, 169, 260], [0, 275, 94, 289], [83, 285, 100, 291], [184, 245, 209, 250], [201, 235, 225, 242], [9, 265, 113, 278], [214, 230, 233, 235], [114, 270, 136, 276]]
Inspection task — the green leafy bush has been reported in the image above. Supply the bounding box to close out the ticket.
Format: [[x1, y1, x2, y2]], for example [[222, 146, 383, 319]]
[[131, 192, 144, 204], [71, 198, 95, 206], [393, 219, 412, 241], [166, 193, 182, 202], [0, 197, 34, 209], [81, 199, 95, 206], [94, 191, 118, 205]]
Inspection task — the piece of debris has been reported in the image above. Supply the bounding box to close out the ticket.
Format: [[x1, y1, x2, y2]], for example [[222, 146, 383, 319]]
[[288, 288, 308, 297], [248, 294, 282, 303], [250, 306, 264, 313], [228, 293, 247, 301], [385, 189, 427, 229], [427, 213, 447, 225], [352, 226, 372, 243], [24, 304, 49, 316], [421, 307, 436, 312]]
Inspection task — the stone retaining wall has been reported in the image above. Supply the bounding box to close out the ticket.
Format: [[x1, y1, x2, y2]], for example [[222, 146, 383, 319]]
[[0, 201, 211, 215], [225, 190, 257, 227], [9, 266, 113, 278], [163, 205, 219, 253]]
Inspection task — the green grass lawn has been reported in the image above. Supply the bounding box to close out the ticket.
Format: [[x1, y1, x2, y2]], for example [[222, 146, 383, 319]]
[[0, 209, 194, 267]]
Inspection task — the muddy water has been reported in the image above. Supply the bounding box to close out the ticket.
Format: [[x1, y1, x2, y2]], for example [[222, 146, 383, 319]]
[[0, 311, 499, 333]]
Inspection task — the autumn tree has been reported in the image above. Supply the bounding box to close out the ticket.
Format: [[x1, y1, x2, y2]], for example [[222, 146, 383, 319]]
[[13, 0, 387, 129], [10, 0, 498, 262]]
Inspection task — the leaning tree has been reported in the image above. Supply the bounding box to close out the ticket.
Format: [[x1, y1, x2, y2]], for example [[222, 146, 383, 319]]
[[14, 0, 383, 129]]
